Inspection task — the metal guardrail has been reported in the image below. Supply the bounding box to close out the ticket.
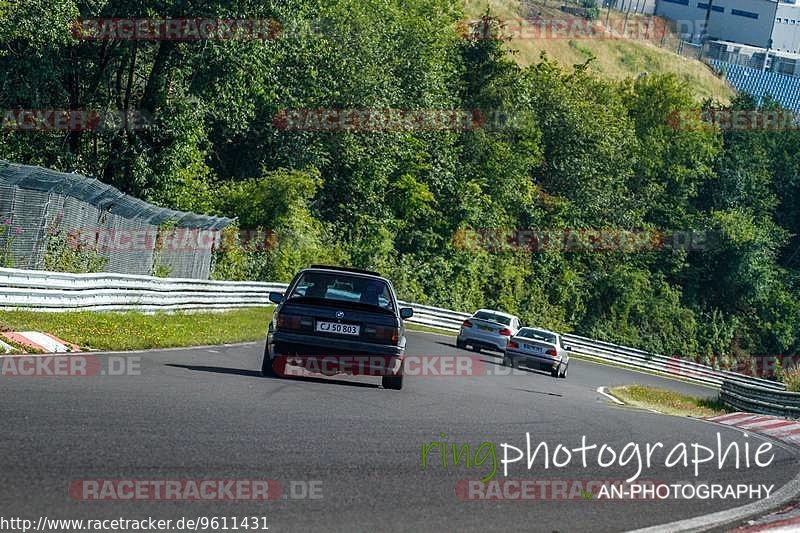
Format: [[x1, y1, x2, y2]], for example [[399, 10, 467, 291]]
[[397, 301, 470, 331], [721, 380, 800, 418], [0, 266, 789, 402], [0, 267, 287, 312], [561, 333, 786, 391]]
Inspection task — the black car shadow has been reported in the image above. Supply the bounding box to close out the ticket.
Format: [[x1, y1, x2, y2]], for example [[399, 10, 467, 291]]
[[166, 364, 380, 389], [166, 364, 261, 377], [481, 358, 559, 379], [437, 341, 503, 357], [511, 387, 563, 398]]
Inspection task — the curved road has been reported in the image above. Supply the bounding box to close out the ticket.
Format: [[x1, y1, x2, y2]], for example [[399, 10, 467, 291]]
[[0, 331, 796, 532]]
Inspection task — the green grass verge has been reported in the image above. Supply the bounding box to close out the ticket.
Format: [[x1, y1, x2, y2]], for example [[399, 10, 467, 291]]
[[405, 322, 457, 336], [610, 384, 731, 417], [0, 308, 272, 352]]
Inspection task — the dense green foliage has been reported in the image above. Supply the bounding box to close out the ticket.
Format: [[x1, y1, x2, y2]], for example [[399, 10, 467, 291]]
[[2, 1, 799, 366]]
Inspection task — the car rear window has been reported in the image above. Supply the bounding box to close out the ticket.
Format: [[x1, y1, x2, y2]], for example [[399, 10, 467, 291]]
[[288, 271, 394, 311], [474, 311, 512, 326], [518, 328, 556, 344]]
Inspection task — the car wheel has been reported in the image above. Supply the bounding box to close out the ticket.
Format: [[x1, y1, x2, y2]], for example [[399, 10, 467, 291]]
[[456, 339, 466, 350], [261, 345, 285, 378], [382, 373, 403, 390], [503, 355, 512, 367], [550, 366, 560, 378], [260, 342, 274, 377], [560, 363, 568, 379], [261, 355, 276, 377]]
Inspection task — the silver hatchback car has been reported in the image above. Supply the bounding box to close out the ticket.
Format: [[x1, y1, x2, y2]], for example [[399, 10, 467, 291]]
[[503, 327, 570, 378], [456, 309, 520, 353]]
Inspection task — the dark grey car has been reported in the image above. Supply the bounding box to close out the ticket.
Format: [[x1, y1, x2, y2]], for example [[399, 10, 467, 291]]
[[262, 265, 414, 390]]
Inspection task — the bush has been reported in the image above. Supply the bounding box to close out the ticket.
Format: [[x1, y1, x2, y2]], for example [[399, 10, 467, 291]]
[[44, 230, 107, 274], [783, 367, 800, 392]]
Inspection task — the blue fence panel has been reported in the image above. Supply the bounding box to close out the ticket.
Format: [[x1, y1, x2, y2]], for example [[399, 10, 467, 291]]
[[708, 60, 800, 112]]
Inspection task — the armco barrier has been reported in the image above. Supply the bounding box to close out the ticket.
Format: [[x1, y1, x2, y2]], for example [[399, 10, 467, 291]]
[[0, 267, 287, 312], [721, 380, 800, 418], [560, 333, 786, 391], [0, 266, 788, 399]]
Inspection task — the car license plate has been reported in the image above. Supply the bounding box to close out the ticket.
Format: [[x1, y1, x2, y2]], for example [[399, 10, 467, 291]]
[[524, 344, 542, 353], [479, 325, 494, 332], [316, 321, 360, 336]]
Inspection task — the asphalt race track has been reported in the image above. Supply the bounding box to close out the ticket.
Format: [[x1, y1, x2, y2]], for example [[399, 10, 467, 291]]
[[0, 331, 796, 532]]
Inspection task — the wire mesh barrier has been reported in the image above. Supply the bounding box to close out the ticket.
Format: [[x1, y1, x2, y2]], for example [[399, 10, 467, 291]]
[[0, 160, 232, 279]]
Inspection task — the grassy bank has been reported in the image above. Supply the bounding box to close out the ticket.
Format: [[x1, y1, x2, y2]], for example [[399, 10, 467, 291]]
[[0, 308, 272, 352], [464, 0, 734, 102], [405, 322, 458, 336], [610, 385, 730, 417]]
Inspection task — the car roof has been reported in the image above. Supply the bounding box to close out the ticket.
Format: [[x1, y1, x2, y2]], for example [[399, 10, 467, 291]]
[[302, 265, 386, 280], [474, 309, 517, 319], [518, 327, 558, 337]]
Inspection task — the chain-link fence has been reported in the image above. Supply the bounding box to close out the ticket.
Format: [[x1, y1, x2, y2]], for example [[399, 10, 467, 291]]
[[0, 160, 232, 279]]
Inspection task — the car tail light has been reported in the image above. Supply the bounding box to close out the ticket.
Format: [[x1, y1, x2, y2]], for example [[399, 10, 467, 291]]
[[546, 348, 557, 357], [462, 320, 473, 328], [276, 314, 312, 331], [364, 326, 400, 344], [499, 328, 512, 336], [387, 327, 399, 344], [508, 340, 519, 349]]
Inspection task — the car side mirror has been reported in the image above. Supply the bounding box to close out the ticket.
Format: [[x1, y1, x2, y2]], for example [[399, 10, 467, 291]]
[[565, 345, 572, 351], [400, 307, 414, 319], [269, 292, 284, 305]]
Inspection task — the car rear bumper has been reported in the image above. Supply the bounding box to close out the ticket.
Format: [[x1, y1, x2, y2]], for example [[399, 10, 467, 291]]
[[457, 332, 508, 352], [268, 331, 405, 375], [505, 349, 562, 370], [270, 330, 404, 355]]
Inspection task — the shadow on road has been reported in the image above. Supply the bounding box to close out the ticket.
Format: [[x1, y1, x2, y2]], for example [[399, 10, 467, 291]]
[[481, 358, 560, 380], [436, 341, 503, 357], [511, 387, 563, 398], [435, 341, 462, 350], [166, 364, 381, 389], [166, 364, 261, 377]]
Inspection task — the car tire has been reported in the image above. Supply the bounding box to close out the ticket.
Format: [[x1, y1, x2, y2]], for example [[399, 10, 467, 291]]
[[261, 344, 285, 378], [457, 339, 466, 350], [261, 355, 276, 377], [550, 366, 560, 378], [503, 355, 512, 367], [560, 363, 568, 379], [382, 373, 403, 390]]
